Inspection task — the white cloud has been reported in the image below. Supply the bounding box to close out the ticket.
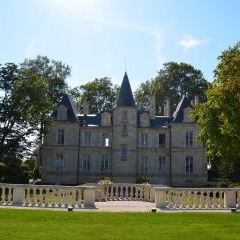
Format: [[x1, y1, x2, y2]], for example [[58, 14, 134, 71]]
[[178, 35, 206, 50]]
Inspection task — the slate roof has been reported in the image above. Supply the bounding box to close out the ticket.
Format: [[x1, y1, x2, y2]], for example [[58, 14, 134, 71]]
[[151, 116, 171, 128], [52, 94, 79, 122], [137, 111, 170, 128], [53, 77, 194, 127], [172, 96, 193, 123], [116, 72, 136, 107], [79, 110, 113, 127]]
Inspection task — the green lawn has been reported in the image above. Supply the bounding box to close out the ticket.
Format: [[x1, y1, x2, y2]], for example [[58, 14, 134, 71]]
[[0, 209, 240, 240]]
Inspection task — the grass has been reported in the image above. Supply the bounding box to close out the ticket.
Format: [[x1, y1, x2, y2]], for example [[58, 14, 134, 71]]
[[0, 209, 240, 240]]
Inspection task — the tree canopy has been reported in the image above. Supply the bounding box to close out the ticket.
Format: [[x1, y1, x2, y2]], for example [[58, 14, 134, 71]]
[[0, 56, 70, 182], [134, 62, 209, 114], [192, 41, 240, 182], [68, 77, 119, 114]]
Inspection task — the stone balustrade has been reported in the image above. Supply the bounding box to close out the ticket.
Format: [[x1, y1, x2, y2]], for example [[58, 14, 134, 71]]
[[1, 183, 240, 211], [96, 183, 154, 202], [0, 183, 96, 208], [155, 187, 240, 210]]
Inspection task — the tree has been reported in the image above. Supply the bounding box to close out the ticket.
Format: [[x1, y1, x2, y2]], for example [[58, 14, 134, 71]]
[[21, 55, 70, 105], [192, 42, 240, 182], [68, 77, 119, 114], [0, 63, 47, 182], [0, 57, 71, 182], [134, 80, 153, 111], [134, 62, 208, 114]]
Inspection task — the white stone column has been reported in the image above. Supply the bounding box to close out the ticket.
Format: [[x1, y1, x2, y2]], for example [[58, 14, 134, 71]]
[[13, 185, 25, 205], [83, 187, 96, 207], [155, 187, 170, 208], [150, 186, 155, 203], [224, 189, 236, 208]]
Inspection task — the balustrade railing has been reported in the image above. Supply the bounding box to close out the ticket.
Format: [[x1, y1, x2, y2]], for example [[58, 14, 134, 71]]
[[155, 187, 240, 210], [0, 183, 96, 208], [2, 183, 240, 210], [96, 183, 153, 202]]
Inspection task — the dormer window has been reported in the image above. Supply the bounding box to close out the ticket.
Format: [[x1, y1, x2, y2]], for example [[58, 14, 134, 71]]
[[57, 105, 67, 121]]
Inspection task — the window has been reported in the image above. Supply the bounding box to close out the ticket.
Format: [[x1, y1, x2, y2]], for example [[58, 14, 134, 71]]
[[54, 153, 64, 171], [102, 133, 110, 147], [121, 145, 128, 160], [83, 155, 91, 172], [139, 156, 149, 173], [84, 132, 92, 146], [57, 129, 65, 145], [158, 156, 166, 171], [140, 133, 148, 147], [100, 155, 109, 172], [122, 124, 128, 136], [186, 131, 193, 147], [82, 119, 87, 126], [159, 134, 166, 147], [186, 156, 193, 173]]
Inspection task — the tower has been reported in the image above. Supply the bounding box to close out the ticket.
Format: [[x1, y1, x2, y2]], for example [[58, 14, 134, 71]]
[[112, 72, 137, 182]]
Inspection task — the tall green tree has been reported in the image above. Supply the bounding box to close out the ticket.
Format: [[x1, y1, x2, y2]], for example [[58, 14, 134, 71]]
[[0, 63, 50, 182], [193, 42, 240, 182], [134, 62, 208, 114], [21, 55, 70, 104], [68, 77, 119, 114], [134, 80, 153, 111], [20, 56, 71, 143], [0, 57, 71, 182]]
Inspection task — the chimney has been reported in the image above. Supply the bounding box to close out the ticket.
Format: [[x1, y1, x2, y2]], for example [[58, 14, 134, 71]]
[[194, 95, 199, 105], [191, 99, 195, 107], [149, 95, 156, 120], [82, 100, 89, 116], [163, 97, 170, 116]]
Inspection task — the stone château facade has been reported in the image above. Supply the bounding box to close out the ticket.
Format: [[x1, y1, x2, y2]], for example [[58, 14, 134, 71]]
[[41, 72, 207, 186]]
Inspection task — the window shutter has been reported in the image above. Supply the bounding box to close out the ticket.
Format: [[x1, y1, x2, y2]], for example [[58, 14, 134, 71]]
[[99, 133, 102, 147], [138, 134, 141, 147], [91, 132, 94, 146], [81, 132, 85, 146], [148, 134, 151, 148]]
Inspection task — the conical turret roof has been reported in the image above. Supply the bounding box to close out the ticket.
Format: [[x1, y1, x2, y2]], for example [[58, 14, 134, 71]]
[[116, 72, 135, 107]]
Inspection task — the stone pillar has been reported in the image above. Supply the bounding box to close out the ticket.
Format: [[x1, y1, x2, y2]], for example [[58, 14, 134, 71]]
[[155, 187, 169, 208], [224, 189, 236, 208], [149, 95, 156, 120], [150, 186, 155, 203], [13, 185, 25, 205], [163, 97, 170, 116], [83, 187, 96, 207]]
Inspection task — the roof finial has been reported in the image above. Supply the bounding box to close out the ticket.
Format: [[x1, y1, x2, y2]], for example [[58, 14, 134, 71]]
[[124, 56, 127, 72]]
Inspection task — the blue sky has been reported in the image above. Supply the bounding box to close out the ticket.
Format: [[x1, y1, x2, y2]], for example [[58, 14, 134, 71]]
[[1, 0, 240, 91]]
